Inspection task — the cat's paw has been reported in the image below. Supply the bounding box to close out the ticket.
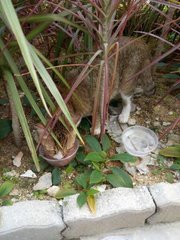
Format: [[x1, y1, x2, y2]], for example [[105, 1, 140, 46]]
[[94, 127, 101, 135], [118, 113, 129, 123], [90, 126, 101, 135]]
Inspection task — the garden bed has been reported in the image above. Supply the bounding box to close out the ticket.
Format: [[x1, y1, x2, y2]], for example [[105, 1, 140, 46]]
[[0, 74, 179, 206]]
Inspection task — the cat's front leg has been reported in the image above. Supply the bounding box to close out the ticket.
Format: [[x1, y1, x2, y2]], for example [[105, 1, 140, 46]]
[[118, 92, 132, 123], [91, 115, 101, 135]]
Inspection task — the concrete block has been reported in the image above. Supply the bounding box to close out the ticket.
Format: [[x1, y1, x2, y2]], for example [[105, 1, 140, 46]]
[[147, 182, 180, 224], [80, 221, 180, 240], [62, 186, 155, 238], [0, 200, 66, 240]]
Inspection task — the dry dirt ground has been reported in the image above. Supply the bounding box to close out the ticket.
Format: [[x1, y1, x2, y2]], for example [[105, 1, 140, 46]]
[[0, 74, 179, 202]]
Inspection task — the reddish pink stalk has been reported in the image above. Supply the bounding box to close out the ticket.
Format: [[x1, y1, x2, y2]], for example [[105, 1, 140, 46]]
[[159, 117, 180, 140]]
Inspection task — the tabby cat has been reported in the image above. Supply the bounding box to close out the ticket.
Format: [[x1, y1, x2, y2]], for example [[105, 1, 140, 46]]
[[62, 36, 155, 134]]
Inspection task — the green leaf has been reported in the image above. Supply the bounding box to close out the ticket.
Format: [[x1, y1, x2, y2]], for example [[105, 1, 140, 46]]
[[110, 153, 137, 163], [165, 172, 174, 183], [52, 168, 61, 185], [92, 162, 100, 171], [170, 163, 180, 171], [90, 170, 104, 184], [85, 152, 105, 162], [76, 148, 88, 164], [0, 98, 8, 105], [162, 74, 179, 79], [77, 192, 87, 208], [0, 39, 47, 125], [160, 145, 180, 158], [23, 14, 87, 33], [65, 165, 74, 174], [76, 173, 89, 189], [78, 118, 91, 133], [0, 181, 14, 197], [30, 45, 83, 144], [2, 200, 13, 206], [39, 158, 50, 172], [106, 167, 133, 188], [0, 1, 50, 116], [55, 189, 76, 199], [3, 70, 40, 171], [87, 188, 99, 196], [0, 119, 12, 139], [102, 134, 111, 152], [85, 135, 102, 152], [157, 62, 167, 67]]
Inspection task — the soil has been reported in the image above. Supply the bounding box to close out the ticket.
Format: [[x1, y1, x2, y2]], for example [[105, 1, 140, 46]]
[[0, 73, 179, 203]]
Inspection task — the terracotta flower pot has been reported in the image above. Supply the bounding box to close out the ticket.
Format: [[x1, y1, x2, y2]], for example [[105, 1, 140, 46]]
[[39, 140, 79, 167]]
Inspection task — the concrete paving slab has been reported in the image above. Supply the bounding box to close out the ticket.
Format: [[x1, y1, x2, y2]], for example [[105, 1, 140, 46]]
[[0, 200, 65, 240], [81, 221, 180, 240], [147, 182, 180, 224], [62, 186, 155, 238]]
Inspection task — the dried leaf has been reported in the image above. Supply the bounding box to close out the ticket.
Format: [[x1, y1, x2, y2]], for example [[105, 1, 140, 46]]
[[87, 195, 96, 214]]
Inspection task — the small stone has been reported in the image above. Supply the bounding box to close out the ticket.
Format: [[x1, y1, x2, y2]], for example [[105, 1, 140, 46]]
[[20, 170, 37, 179], [11, 198, 19, 203], [164, 159, 173, 168], [3, 170, 19, 178], [128, 118, 136, 126], [47, 186, 60, 197], [124, 163, 137, 176], [94, 184, 107, 192], [9, 188, 19, 196], [168, 111, 173, 115], [163, 122, 171, 126], [53, 151, 63, 160], [153, 148, 160, 155], [33, 172, 52, 191], [116, 146, 126, 153], [13, 151, 23, 167], [136, 162, 150, 175], [137, 106, 141, 111], [167, 134, 180, 146], [153, 121, 161, 127], [145, 120, 151, 124], [175, 172, 180, 180]]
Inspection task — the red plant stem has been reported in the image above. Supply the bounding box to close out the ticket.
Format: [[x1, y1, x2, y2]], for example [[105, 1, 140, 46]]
[[159, 117, 180, 140], [101, 43, 109, 137], [155, 79, 180, 106], [91, 61, 104, 135], [125, 42, 180, 85], [36, 51, 101, 150]]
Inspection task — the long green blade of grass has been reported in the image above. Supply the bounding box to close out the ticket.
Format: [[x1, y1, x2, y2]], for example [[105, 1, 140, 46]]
[[3, 70, 40, 172], [0, 37, 46, 125], [0, 0, 51, 116], [29, 44, 83, 143], [21, 14, 87, 33]]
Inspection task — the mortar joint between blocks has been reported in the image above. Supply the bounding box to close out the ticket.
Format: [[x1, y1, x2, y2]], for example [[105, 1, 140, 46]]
[[145, 186, 158, 224], [59, 204, 69, 238]]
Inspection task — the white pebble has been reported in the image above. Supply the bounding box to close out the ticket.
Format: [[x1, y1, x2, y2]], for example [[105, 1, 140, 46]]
[[20, 170, 37, 179], [128, 118, 136, 126], [163, 122, 171, 126], [33, 172, 52, 191], [47, 186, 60, 197]]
